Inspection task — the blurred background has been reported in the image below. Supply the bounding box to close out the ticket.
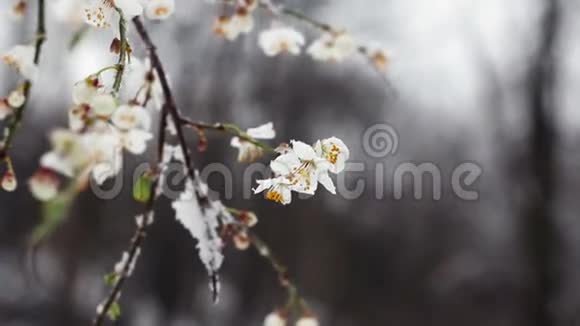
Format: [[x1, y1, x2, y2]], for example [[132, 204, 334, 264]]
[[0, 0, 578, 325]]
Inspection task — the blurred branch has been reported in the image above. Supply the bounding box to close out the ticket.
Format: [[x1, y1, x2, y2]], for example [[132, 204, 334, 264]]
[[0, 0, 46, 161], [524, 1, 560, 326]]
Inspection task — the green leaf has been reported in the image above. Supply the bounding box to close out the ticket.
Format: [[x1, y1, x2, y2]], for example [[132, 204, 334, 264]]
[[30, 193, 74, 245], [104, 272, 120, 287], [133, 173, 153, 203], [107, 301, 122, 321]]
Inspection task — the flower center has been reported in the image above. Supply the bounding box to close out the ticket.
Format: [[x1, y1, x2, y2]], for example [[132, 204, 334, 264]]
[[155, 7, 169, 17], [266, 190, 284, 203]]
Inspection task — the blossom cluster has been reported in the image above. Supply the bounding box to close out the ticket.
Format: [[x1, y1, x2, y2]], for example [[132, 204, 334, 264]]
[[83, 0, 175, 28], [212, 0, 390, 72], [254, 137, 349, 205], [29, 57, 162, 201]]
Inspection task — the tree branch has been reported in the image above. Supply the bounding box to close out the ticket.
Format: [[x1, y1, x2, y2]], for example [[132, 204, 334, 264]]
[[0, 0, 46, 160]]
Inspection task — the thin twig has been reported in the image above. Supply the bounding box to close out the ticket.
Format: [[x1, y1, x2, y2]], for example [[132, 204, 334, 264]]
[[179, 117, 276, 153], [94, 16, 200, 325], [132, 17, 198, 182], [112, 7, 128, 93], [132, 16, 225, 299], [92, 105, 168, 326], [0, 0, 46, 160], [225, 209, 308, 313]]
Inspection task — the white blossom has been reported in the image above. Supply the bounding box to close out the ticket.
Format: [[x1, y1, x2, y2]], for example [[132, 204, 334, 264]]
[[123, 57, 164, 110], [2, 45, 38, 80], [7, 88, 25, 108], [264, 311, 286, 326], [296, 317, 319, 326], [73, 77, 100, 105], [365, 42, 390, 72], [314, 137, 349, 174], [83, 0, 143, 28], [213, 8, 254, 41], [117, 128, 153, 155], [254, 137, 349, 204], [258, 27, 305, 57], [307, 33, 357, 62], [90, 93, 118, 117], [39, 129, 124, 186], [111, 104, 151, 131], [253, 176, 294, 205], [142, 0, 175, 20], [230, 122, 275, 163]]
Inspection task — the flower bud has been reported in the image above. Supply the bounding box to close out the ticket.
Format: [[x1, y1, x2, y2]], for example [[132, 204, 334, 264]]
[[296, 316, 319, 326], [8, 88, 26, 108], [238, 210, 258, 227], [264, 310, 287, 326], [2, 172, 17, 192], [29, 168, 60, 201], [12, 1, 27, 19], [110, 38, 122, 54], [233, 231, 250, 251]]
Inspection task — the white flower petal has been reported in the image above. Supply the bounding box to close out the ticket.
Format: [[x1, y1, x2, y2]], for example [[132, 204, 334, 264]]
[[317, 171, 336, 194], [90, 94, 117, 117], [258, 27, 305, 57], [72, 78, 99, 104], [92, 161, 116, 185], [246, 122, 275, 139], [2, 45, 38, 80], [291, 140, 317, 161], [320, 137, 349, 173], [40, 152, 75, 177], [122, 129, 153, 154]]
